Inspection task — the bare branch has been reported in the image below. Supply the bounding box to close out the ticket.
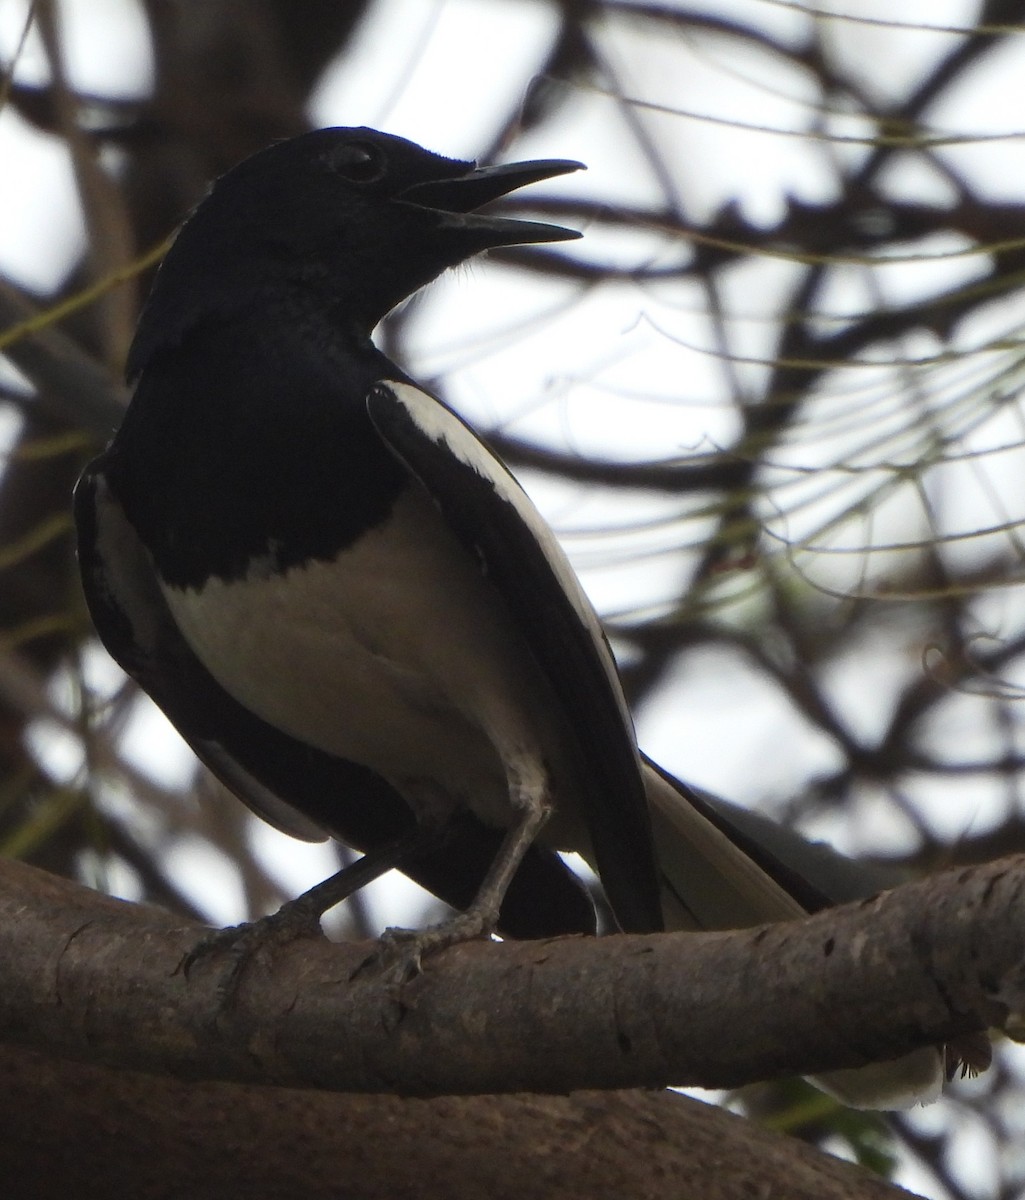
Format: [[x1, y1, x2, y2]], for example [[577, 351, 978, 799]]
[[0, 855, 1017, 1097], [0, 1042, 912, 1200]]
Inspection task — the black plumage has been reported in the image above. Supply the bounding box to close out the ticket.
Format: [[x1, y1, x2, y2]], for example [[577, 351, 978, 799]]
[[76, 126, 660, 938]]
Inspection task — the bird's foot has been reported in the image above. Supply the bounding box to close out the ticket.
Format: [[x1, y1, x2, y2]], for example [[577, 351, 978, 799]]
[[354, 907, 497, 990], [180, 895, 325, 1005]]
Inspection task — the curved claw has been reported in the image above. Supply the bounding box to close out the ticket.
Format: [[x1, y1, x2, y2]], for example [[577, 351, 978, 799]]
[[180, 901, 325, 1007]]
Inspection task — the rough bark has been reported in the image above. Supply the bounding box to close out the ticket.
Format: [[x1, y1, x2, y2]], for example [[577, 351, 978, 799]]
[[0, 855, 1018, 1095], [0, 1044, 915, 1200]]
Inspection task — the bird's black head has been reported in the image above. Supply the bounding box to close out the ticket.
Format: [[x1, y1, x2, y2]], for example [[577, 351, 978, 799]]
[[127, 126, 583, 379]]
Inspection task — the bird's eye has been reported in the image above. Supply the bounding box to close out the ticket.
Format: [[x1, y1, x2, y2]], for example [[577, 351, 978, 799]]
[[329, 141, 386, 183]]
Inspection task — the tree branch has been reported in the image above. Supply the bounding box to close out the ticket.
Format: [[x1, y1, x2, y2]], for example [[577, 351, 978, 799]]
[[0, 855, 1019, 1097], [0, 1043, 913, 1200]]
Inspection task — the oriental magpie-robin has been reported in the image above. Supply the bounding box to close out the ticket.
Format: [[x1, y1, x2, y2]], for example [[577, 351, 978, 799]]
[[75, 127, 956, 1105]]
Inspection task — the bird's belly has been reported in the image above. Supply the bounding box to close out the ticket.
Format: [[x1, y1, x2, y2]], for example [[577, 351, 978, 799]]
[[158, 486, 561, 829]]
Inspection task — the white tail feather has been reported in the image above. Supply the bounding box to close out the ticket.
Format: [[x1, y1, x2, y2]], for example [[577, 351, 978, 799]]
[[642, 763, 945, 1108]]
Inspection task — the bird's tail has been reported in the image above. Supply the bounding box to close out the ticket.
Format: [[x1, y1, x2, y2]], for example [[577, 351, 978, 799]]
[[641, 760, 946, 1109]]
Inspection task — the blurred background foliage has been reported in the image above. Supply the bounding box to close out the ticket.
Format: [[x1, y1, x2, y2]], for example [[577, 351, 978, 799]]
[[2, 1, 1025, 1196]]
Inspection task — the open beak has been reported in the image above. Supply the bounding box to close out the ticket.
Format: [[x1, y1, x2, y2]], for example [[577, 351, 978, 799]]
[[400, 158, 584, 246]]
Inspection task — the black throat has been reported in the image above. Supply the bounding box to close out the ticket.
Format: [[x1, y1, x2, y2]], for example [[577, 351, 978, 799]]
[[105, 301, 411, 589]]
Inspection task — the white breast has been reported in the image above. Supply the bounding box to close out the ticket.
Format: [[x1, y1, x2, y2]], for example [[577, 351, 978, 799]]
[[159, 485, 562, 829]]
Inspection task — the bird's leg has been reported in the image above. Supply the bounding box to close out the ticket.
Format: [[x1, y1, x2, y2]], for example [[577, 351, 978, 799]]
[[376, 780, 552, 980], [181, 825, 436, 1001]]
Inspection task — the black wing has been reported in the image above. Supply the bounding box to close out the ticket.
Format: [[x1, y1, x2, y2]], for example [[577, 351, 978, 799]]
[[73, 454, 597, 938], [367, 381, 663, 933]]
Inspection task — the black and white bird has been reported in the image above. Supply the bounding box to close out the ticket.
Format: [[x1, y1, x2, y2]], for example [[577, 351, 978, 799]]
[[75, 126, 950, 1106]]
